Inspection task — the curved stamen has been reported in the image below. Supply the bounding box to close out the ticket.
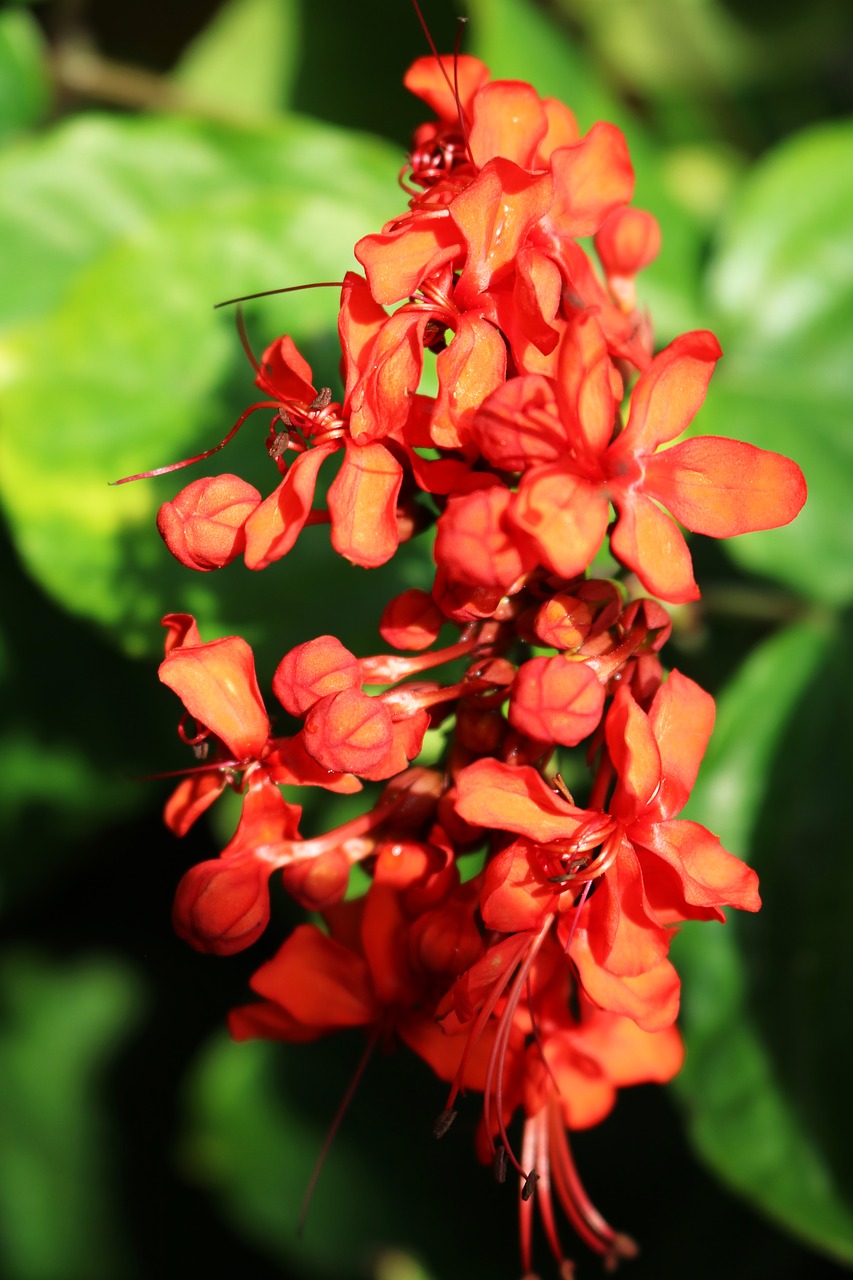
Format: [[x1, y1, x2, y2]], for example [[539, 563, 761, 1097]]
[[213, 280, 344, 311], [110, 400, 281, 485]]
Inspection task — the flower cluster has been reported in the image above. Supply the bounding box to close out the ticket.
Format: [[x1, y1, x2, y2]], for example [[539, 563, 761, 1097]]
[[145, 48, 805, 1278]]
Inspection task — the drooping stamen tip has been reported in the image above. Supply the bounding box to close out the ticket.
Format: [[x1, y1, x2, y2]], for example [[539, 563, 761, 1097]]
[[521, 1169, 540, 1202], [492, 1144, 508, 1183], [559, 1261, 576, 1280], [432, 1108, 457, 1140], [604, 1234, 639, 1272]]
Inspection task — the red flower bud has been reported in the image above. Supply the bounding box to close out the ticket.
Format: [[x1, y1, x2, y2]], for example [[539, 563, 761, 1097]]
[[379, 589, 444, 651], [172, 857, 270, 955], [280, 849, 351, 912], [509, 655, 605, 746], [302, 688, 394, 775], [157, 474, 261, 571], [594, 207, 661, 279], [273, 636, 362, 717]]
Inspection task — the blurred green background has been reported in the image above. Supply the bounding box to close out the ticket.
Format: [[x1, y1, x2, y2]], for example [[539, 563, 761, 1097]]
[[1, 0, 852, 1276]]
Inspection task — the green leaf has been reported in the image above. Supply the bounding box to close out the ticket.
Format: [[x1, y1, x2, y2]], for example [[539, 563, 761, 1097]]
[[700, 121, 853, 604], [0, 113, 433, 662], [0, 10, 49, 145], [173, 0, 301, 119], [672, 617, 853, 1263], [0, 953, 144, 1279]]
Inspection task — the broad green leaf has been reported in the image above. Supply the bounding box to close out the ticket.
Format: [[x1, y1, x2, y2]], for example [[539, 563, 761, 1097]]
[[466, 0, 707, 337], [0, 953, 144, 1279], [0, 113, 433, 662], [173, 0, 301, 118], [0, 10, 48, 145], [672, 617, 853, 1262], [700, 122, 853, 604]]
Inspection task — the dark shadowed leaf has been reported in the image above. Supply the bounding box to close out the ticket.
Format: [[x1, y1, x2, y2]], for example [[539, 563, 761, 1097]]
[[672, 617, 853, 1263]]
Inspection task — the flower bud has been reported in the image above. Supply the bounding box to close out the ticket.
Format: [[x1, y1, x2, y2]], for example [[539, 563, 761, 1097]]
[[509, 654, 604, 746], [273, 636, 362, 717], [280, 848, 350, 911], [302, 688, 394, 775], [379, 589, 444, 651], [157, 474, 261, 571], [172, 857, 270, 955]]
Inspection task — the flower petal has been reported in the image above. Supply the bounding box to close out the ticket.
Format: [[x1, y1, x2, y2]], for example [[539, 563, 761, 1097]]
[[610, 490, 699, 603], [643, 436, 808, 535]]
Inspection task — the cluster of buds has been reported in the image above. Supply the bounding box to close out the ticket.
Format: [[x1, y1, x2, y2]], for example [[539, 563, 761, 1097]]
[[142, 42, 806, 1279]]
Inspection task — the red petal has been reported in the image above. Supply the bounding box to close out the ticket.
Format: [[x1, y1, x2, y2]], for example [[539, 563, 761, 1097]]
[[480, 842, 555, 932], [161, 612, 202, 654], [157, 474, 260, 571], [555, 312, 617, 457], [454, 758, 588, 843], [266, 734, 362, 793], [512, 462, 610, 579], [327, 440, 403, 567], [589, 838, 670, 975], [610, 491, 700, 603], [605, 686, 662, 824], [403, 54, 490, 121], [534, 98, 580, 163], [159, 636, 269, 761], [634, 819, 761, 915], [221, 776, 302, 858], [472, 373, 566, 471], [468, 80, 549, 169], [546, 122, 634, 238], [435, 487, 538, 593], [302, 689, 394, 776], [451, 159, 553, 303], [347, 312, 428, 443], [379, 589, 444, 651], [594, 208, 661, 278], [643, 436, 808, 535], [569, 926, 681, 1031], [646, 670, 715, 819], [255, 334, 316, 403], [338, 271, 387, 408], [243, 442, 336, 570], [172, 855, 270, 956], [164, 772, 226, 836], [273, 635, 362, 717], [249, 924, 378, 1029], [431, 314, 507, 449], [354, 217, 462, 307], [614, 330, 721, 456]]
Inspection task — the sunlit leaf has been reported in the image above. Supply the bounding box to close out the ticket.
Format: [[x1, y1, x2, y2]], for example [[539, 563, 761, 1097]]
[[700, 122, 853, 604], [173, 0, 301, 118], [0, 10, 48, 145], [0, 113, 432, 662]]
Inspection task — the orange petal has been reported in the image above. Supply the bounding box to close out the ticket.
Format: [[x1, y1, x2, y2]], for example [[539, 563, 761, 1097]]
[[643, 436, 808, 535]]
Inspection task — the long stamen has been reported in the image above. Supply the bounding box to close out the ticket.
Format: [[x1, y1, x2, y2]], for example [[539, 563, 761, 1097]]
[[213, 280, 344, 310], [298, 1030, 378, 1235], [110, 400, 280, 485], [484, 916, 553, 1176]]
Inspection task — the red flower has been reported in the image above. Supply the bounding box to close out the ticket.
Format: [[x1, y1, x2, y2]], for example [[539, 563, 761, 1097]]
[[455, 670, 760, 1028], [474, 314, 808, 601]]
